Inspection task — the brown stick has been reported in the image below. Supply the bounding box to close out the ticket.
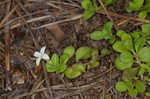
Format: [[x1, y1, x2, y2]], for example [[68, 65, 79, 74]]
[[97, 9, 150, 23], [98, 0, 118, 30], [4, 0, 11, 71], [0, 5, 17, 25]]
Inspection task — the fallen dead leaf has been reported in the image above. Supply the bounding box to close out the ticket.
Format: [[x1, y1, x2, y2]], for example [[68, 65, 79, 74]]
[[46, 24, 65, 41]]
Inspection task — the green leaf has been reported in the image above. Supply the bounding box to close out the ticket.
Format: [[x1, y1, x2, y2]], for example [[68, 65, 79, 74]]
[[46, 60, 58, 72], [56, 64, 67, 74], [64, 67, 82, 79], [90, 21, 113, 41], [101, 48, 112, 57], [64, 63, 86, 79], [109, 35, 116, 44], [115, 81, 127, 92], [93, 0, 101, 10], [91, 48, 99, 57], [115, 51, 134, 70], [60, 54, 70, 64], [134, 37, 145, 52], [113, 41, 127, 53], [128, 88, 137, 96], [63, 46, 75, 58], [122, 39, 133, 51], [138, 67, 145, 76], [138, 47, 150, 62], [81, 0, 92, 9], [121, 33, 133, 51], [88, 60, 100, 69], [135, 81, 146, 93], [125, 81, 134, 90], [141, 0, 150, 10], [72, 63, 86, 72], [116, 31, 133, 51], [45, 53, 59, 72], [122, 68, 138, 81], [142, 23, 150, 36], [138, 11, 148, 19], [90, 31, 104, 40], [102, 21, 113, 40], [83, 9, 95, 20], [51, 53, 59, 65], [102, 0, 116, 6], [145, 92, 150, 97], [131, 31, 140, 40], [126, 0, 144, 12], [91, 48, 99, 60], [120, 51, 134, 63], [76, 47, 92, 61], [116, 30, 127, 38], [138, 64, 150, 75]]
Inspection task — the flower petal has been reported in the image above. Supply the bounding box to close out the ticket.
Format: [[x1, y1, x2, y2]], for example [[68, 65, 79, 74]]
[[40, 46, 46, 54], [42, 54, 50, 60], [36, 57, 41, 66], [34, 52, 41, 57]]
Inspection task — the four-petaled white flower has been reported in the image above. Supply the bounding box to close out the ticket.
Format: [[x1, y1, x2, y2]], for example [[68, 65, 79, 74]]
[[34, 46, 50, 66]]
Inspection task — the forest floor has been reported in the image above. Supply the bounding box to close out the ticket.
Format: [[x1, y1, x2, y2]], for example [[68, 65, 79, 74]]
[[0, 0, 150, 99]]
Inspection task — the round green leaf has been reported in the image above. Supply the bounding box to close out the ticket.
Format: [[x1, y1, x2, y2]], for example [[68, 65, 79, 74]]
[[116, 30, 127, 38], [122, 38, 133, 51], [88, 60, 100, 69], [115, 51, 134, 70], [101, 48, 112, 57], [60, 54, 70, 64], [109, 35, 116, 44], [76, 47, 92, 61], [122, 68, 138, 81], [135, 81, 146, 93], [145, 92, 150, 97], [134, 37, 145, 52], [120, 33, 133, 51], [115, 81, 127, 92], [51, 53, 59, 65], [83, 9, 95, 20], [128, 89, 137, 97], [56, 64, 67, 74], [45, 53, 59, 72], [102, 21, 113, 40], [64, 46, 75, 58], [120, 51, 134, 63], [81, 0, 92, 9], [64, 68, 82, 79], [46, 60, 58, 72], [142, 23, 150, 36], [131, 31, 140, 40], [113, 41, 127, 52], [138, 47, 150, 62], [91, 48, 99, 60], [125, 81, 134, 90], [90, 31, 104, 40], [138, 11, 147, 19], [72, 63, 86, 72]]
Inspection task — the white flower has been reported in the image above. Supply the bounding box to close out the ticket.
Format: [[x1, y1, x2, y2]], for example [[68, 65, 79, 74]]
[[34, 46, 50, 66]]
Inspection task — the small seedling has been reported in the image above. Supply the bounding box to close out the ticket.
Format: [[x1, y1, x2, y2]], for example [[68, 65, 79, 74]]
[[45, 46, 100, 79], [89, 21, 150, 97], [46, 46, 74, 74], [113, 24, 150, 96], [90, 21, 115, 44], [127, 0, 150, 19], [81, 0, 116, 20]]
